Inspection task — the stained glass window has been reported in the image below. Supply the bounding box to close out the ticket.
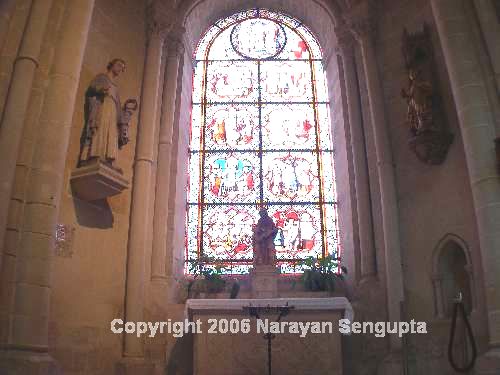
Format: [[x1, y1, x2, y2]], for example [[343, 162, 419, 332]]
[[186, 9, 340, 274]]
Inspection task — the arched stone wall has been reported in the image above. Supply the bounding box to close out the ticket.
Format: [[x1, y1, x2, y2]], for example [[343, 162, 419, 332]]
[[178, 0, 343, 58]]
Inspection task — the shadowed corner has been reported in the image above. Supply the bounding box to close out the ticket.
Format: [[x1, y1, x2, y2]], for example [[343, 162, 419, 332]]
[[166, 334, 194, 375], [72, 195, 114, 229]]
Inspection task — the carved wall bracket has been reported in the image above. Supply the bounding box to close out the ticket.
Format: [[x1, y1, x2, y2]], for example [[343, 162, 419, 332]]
[[401, 24, 453, 165], [408, 130, 454, 165]]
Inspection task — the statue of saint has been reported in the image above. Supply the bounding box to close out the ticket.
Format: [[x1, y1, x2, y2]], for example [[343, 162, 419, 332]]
[[253, 209, 278, 266], [401, 67, 433, 135], [79, 58, 137, 168]]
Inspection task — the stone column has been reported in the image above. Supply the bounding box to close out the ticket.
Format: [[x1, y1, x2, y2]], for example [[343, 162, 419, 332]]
[[431, 0, 500, 369], [151, 27, 184, 288], [122, 14, 166, 360], [0, 0, 94, 372], [0, 0, 53, 270], [335, 25, 377, 281], [472, 0, 500, 93], [345, 1, 405, 353]]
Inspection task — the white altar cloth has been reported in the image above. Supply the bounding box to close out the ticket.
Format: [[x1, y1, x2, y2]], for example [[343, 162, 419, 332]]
[[186, 296, 354, 323]]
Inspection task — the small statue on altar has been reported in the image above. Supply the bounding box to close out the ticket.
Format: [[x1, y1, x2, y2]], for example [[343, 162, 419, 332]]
[[253, 209, 278, 266], [79, 58, 137, 168]]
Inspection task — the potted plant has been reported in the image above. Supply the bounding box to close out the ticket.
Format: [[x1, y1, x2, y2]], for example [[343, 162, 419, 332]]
[[181, 257, 242, 299], [187, 256, 227, 296], [298, 255, 347, 292]]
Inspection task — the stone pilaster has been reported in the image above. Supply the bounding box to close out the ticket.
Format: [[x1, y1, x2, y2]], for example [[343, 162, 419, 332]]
[[345, 0, 405, 356], [0, 0, 53, 271], [0, 0, 94, 373], [122, 4, 168, 364], [151, 26, 185, 286], [335, 24, 377, 282], [431, 0, 500, 372]]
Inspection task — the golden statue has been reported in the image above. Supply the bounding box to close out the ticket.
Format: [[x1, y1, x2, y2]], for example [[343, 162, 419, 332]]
[[401, 67, 433, 135]]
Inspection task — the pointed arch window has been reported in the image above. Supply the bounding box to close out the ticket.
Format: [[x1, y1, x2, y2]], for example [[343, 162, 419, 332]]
[[186, 9, 340, 274]]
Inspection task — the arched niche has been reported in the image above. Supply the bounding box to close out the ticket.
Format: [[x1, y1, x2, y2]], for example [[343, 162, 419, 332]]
[[167, 0, 359, 282], [431, 234, 475, 319]]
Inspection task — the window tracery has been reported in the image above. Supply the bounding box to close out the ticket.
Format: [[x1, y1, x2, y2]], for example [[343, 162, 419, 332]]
[[186, 9, 340, 274]]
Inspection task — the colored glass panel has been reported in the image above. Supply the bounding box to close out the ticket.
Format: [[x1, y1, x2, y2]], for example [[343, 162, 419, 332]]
[[186, 205, 201, 261], [260, 60, 313, 102], [312, 61, 329, 102], [189, 104, 203, 151], [261, 104, 317, 149], [267, 204, 323, 260], [320, 151, 337, 202], [202, 205, 258, 261], [273, 26, 312, 60], [205, 61, 258, 103], [187, 151, 201, 203], [215, 9, 258, 30], [208, 27, 242, 60], [204, 104, 260, 150], [203, 152, 260, 204], [262, 152, 320, 203], [230, 18, 287, 59], [316, 103, 334, 150]]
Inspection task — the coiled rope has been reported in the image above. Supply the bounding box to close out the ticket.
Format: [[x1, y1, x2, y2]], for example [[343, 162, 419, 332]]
[[448, 293, 477, 373]]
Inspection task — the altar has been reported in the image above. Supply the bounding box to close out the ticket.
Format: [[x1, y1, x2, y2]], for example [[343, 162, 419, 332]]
[[186, 297, 353, 375]]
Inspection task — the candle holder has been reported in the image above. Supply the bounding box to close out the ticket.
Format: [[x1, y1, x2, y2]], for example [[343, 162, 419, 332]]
[[243, 303, 295, 375]]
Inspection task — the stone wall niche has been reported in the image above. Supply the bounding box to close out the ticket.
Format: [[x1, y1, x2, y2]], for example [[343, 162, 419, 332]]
[[401, 24, 453, 165], [432, 235, 474, 319]]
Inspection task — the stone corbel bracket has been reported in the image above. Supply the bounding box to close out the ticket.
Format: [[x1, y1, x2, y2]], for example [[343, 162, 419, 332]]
[[70, 160, 129, 201], [401, 24, 453, 165]]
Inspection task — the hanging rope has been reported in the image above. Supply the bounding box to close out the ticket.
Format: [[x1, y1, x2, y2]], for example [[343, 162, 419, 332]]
[[448, 293, 477, 373]]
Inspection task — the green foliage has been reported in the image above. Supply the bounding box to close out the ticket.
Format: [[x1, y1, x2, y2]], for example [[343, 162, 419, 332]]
[[188, 256, 227, 279], [187, 256, 229, 294], [298, 255, 347, 292]]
